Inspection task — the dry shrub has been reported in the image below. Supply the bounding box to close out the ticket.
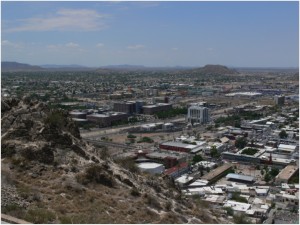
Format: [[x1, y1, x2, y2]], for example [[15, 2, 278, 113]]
[[146, 195, 162, 210]]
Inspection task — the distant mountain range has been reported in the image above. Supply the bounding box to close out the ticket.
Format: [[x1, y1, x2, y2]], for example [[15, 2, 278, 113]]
[[1, 61, 45, 72], [1, 61, 298, 73], [40, 64, 90, 69]]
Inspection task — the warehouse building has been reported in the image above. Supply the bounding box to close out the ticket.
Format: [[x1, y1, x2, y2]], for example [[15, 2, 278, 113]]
[[159, 141, 205, 153], [226, 173, 255, 184], [201, 164, 233, 184], [164, 162, 189, 178], [142, 103, 172, 115], [86, 112, 128, 127], [137, 162, 165, 175], [69, 111, 87, 119]]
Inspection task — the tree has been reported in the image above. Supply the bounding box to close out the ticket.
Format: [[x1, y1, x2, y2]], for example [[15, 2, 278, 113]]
[[192, 155, 203, 164], [210, 146, 220, 158], [235, 137, 247, 149], [279, 130, 288, 139], [264, 173, 271, 183], [270, 167, 279, 177]]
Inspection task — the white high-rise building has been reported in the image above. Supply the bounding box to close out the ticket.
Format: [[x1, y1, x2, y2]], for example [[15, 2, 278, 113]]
[[187, 105, 209, 124]]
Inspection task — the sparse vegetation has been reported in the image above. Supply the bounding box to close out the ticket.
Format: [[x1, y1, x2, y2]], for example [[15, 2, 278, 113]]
[[24, 208, 56, 224], [130, 187, 141, 197], [235, 137, 248, 149], [115, 158, 140, 174], [223, 206, 234, 216], [76, 164, 115, 187], [137, 136, 154, 143], [231, 192, 248, 203], [44, 110, 66, 128], [127, 134, 137, 139], [233, 213, 251, 224]]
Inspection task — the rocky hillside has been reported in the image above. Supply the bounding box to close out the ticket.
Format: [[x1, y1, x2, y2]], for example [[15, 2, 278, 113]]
[[1, 97, 230, 224], [189, 64, 238, 75]]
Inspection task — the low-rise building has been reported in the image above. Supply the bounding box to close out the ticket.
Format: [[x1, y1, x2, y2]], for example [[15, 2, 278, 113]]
[[275, 192, 299, 206], [164, 162, 189, 178], [275, 165, 299, 184], [223, 200, 251, 213]]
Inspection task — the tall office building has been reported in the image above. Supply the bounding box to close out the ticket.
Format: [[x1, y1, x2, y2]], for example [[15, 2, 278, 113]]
[[113, 101, 136, 114], [274, 95, 285, 106], [187, 105, 209, 124]]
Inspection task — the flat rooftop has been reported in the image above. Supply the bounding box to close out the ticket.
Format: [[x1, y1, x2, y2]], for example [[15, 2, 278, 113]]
[[226, 173, 255, 182], [160, 141, 200, 150], [143, 103, 171, 108], [278, 144, 297, 152], [146, 151, 187, 160], [201, 164, 232, 181], [276, 165, 298, 181]]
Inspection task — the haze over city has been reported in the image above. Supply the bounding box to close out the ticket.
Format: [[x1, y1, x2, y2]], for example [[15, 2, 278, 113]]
[[1, 1, 299, 68]]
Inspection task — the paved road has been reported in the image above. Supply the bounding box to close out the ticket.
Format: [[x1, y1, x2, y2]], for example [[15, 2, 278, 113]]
[[84, 138, 135, 149], [80, 117, 186, 138]]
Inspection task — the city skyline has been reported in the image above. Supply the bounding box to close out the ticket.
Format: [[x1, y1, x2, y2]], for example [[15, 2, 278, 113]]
[[1, 1, 299, 67]]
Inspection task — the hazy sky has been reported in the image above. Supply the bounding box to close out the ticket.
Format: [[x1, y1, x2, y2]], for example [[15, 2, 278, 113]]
[[1, 1, 299, 67]]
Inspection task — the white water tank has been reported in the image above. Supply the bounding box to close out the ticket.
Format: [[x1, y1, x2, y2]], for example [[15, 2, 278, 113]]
[[137, 162, 165, 175]]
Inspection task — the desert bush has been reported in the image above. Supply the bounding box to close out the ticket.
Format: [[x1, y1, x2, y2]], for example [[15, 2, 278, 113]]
[[165, 201, 172, 211], [147, 195, 162, 210], [24, 208, 56, 224], [2, 147, 16, 158], [233, 213, 251, 224], [77, 165, 115, 187], [130, 187, 141, 197], [44, 110, 66, 128], [59, 215, 72, 224], [115, 158, 140, 174]]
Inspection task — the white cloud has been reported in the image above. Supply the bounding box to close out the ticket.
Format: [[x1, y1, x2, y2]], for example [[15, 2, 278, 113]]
[[96, 43, 104, 48], [2, 40, 22, 48], [127, 44, 145, 50], [65, 42, 79, 48], [172, 47, 179, 51], [5, 9, 109, 32]]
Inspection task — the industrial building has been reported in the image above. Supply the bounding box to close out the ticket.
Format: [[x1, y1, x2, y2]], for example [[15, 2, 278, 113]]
[[137, 162, 164, 175], [225, 92, 262, 97], [201, 164, 233, 184], [187, 105, 209, 124], [145, 151, 188, 169], [159, 141, 205, 153], [164, 162, 189, 178], [69, 111, 87, 119], [86, 112, 128, 127], [226, 173, 255, 184], [142, 103, 172, 115]]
